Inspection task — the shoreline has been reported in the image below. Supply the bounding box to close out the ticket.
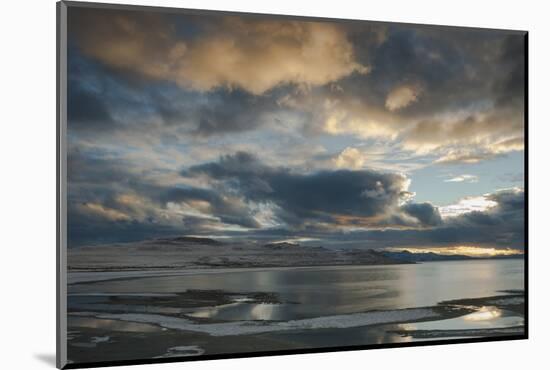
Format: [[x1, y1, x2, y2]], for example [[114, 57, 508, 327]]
[[68, 292, 524, 337], [68, 264, 411, 284], [67, 291, 525, 363], [68, 258, 524, 285]]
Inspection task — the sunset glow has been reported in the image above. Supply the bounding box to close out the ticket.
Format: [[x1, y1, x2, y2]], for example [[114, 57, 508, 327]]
[[386, 246, 523, 257]]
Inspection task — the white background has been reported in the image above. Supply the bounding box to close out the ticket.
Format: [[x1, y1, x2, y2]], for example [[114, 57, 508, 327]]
[[1, 0, 547, 368]]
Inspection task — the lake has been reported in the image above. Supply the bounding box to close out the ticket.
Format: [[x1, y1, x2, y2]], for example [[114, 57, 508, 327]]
[[67, 259, 525, 363]]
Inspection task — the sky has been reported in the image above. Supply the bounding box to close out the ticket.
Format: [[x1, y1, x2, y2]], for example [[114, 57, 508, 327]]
[[66, 6, 526, 254]]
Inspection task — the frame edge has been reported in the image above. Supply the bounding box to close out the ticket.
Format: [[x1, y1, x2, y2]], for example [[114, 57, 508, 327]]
[[54, 3, 529, 368], [57, 1, 68, 369]]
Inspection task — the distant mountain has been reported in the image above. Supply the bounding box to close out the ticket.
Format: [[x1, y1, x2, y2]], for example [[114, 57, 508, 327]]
[[263, 242, 300, 250], [68, 237, 523, 271], [381, 250, 523, 262], [153, 236, 222, 246], [381, 250, 472, 262], [69, 238, 409, 271]]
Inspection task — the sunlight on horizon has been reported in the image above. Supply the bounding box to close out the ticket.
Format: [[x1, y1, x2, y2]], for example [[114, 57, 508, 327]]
[[387, 246, 523, 257]]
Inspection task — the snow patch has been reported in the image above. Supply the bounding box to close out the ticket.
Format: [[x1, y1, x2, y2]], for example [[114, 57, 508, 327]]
[[154, 345, 205, 358], [93, 308, 440, 337]]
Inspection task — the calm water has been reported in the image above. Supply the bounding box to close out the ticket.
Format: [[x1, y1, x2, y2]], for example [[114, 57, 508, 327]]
[[70, 259, 524, 322]]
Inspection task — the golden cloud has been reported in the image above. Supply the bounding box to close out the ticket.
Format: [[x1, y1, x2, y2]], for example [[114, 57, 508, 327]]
[[73, 12, 369, 95], [385, 84, 422, 111], [333, 147, 366, 169], [278, 86, 524, 164], [400, 108, 524, 162], [320, 98, 399, 139], [78, 202, 131, 222], [70, 9, 524, 166]]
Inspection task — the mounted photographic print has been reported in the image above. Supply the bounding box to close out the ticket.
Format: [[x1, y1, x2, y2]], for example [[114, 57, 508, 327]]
[[57, 1, 528, 368]]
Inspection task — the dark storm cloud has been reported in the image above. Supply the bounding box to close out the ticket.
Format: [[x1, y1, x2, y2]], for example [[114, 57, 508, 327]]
[[182, 153, 523, 249], [160, 187, 261, 228], [67, 145, 524, 249], [67, 44, 297, 137], [451, 189, 524, 232], [368, 27, 463, 93], [67, 148, 158, 195], [68, 206, 182, 247], [67, 47, 117, 132], [288, 25, 526, 163], [400, 202, 443, 227], [491, 34, 525, 108], [66, 47, 150, 135], [151, 85, 292, 136], [369, 25, 523, 115], [393, 25, 524, 103], [183, 152, 436, 228], [66, 148, 261, 246], [213, 188, 524, 251], [334, 188, 525, 249], [67, 82, 114, 130], [329, 25, 509, 116]]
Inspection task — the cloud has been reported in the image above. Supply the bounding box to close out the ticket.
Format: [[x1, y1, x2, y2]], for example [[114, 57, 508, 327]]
[[70, 9, 368, 95], [444, 174, 478, 183], [159, 187, 261, 229], [151, 87, 288, 136], [385, 84, 422, 111], [67, 45, 326, 139], [438, 195, 497, 218], [432, 136, 524, 164], [400, 202, 442, 226], [434, 150, 498, 165], [278, 27, 525, 163], [323, 145, 427, 173], [183, 152, 440, 230], [64, 10, 525, 249], [440, 188, 524, 242], [67, 79, 115, 131], [489, 137, 524, 152], [333, 147, 367, 169], [68, 10, 525, 166], [294, 94, 400, 140], [66, 147, 263, 246], [444, 189, 524, 242], [491, 35, 525, 108], [77, 202, 131, 222], [325, 188, 524, 249], [66, 144, 524, 250], [401, 108, 524, 157], [277, 74, 523, 166]]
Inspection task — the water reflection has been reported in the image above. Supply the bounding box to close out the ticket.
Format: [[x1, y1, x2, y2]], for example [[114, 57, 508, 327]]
[[396, 260, 516, 308], [69, 260, 524, 323], [188, 302, 282, 320], [464, 306, 502, 321], [400, 306, 523, 332]]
